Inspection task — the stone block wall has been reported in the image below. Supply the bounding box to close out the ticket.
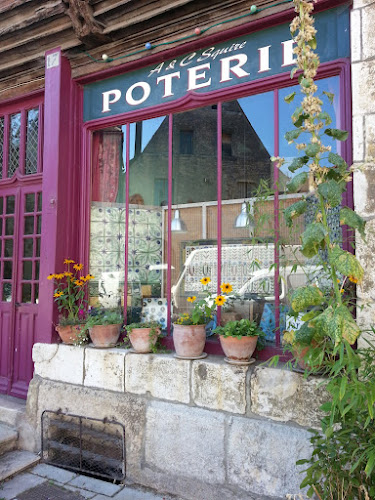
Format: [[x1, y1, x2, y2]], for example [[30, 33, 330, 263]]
[[26, 344, 328, 500], [352, 0, 375, 345]]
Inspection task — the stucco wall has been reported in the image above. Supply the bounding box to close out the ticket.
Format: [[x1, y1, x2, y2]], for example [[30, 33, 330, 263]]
[[352, 0, 375, 345], [26, 344, 328, 500]]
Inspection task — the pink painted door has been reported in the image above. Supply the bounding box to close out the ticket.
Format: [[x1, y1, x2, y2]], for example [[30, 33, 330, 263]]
[[0, 185, 42, 398]]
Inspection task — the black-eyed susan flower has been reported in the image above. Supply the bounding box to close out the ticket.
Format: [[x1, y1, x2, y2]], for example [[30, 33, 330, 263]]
[[187, 296, 196, 303], [54, 291, 63, 298], [348, 276, 358, 284], [200, 277, 211, 285], [215, 295, 227, 306], [73, 263, 83, 271], [55, 273, 65, 279], [220, 283, 233, 294], [47, 274, 55, 280], [64, 259, 75, 265], [74, 280, 84, 286]]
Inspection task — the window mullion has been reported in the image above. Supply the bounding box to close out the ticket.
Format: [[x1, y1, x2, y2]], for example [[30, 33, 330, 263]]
[[167, 114, 173, 334], [273, 89, 280, 348], [217, 102, 222, 324]]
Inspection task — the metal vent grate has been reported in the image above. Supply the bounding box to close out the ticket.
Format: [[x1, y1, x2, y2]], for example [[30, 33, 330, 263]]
[[41, 410, 126, 482]]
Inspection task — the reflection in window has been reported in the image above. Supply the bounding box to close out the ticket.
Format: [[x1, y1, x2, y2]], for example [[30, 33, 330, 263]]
[[25, 108, 39, 175], [179, 130, 193, 155], [8, 113, 21, 177], [0, 117, 4, 179]]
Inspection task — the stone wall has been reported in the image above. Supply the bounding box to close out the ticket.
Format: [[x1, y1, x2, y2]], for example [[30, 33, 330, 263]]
[[26, 344, 328, 500], [352, 0, 375, 345]]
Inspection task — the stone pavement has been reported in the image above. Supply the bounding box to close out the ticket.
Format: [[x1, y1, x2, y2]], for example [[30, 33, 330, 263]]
[[0, 464, 183, 500]]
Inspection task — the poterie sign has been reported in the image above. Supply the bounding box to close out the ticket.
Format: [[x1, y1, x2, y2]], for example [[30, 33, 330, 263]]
[[83, 7, 349, 122]]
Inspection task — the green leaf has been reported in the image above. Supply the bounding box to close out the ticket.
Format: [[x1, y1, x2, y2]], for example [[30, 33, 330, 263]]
[[328, 152, 348, 173], [318, 111, 332, 126], [330, 246, 364, 282], [294, 112, 309, 128], [365, 452, 375, 477], [294, 322, 317, 344], [301, 309, 321, 321], [310, 305, 360, 345], [286, 171, 308, 193], [301, 77, 312, 88], [284, 200, 307, 227], [305, 143, 321, 157], [308, 36, 317, 49], [288, 156, 309, 173], [317, 180, 343, 208], [323, 91, 334, 104], [300, 223, 326, 258], [324, 128, 349, 141], [339, 376, 348, 400], [291, 286, 324, 313], [340, 207, 366, 240], [285, 129, 302, 143], [290, 66, 298, 79], [284, 91, 296, 103]]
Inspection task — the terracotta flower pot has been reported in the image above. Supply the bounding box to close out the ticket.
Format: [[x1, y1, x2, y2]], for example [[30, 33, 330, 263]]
[[89, 324, 122, 348], [219, 335, 258, 362], [128, 327, 161, 353], [56, 324, 82, 345], [173, 324, 206, 358]]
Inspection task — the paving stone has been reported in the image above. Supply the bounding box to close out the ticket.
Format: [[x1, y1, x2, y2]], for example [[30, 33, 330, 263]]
[[0, 394, 26, 427], [63, 484, 97, 498], [30, 463, 77, 484], [68, 475, 123, 496], [0, 450, 40, 482], [0, 473, 45, 500]]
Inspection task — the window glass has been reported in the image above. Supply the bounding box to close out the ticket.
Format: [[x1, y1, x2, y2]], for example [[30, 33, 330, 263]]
[[8, 113, 21, 177], [171, 105, 217, 330], [90, 126, 126, 310], [278, 76, 341, 333], [0, 117, 4, 179], [25, 108, 39, 175], [221, 95, 277, 340], [127, 117, 167, 327]]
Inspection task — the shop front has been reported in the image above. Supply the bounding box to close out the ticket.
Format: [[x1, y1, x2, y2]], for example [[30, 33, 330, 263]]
[[0, 1, 352, 397]]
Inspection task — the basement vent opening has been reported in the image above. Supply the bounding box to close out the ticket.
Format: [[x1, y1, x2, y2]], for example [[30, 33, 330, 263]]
[[41, 410, 126, 482]]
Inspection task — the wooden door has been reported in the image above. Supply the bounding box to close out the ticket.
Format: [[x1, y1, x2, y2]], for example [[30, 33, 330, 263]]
[[0, 185, 42, 398]]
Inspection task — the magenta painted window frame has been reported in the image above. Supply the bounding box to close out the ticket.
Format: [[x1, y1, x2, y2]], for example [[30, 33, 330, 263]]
[[81, 45, 353, 360], [0, 95, 44, 183]]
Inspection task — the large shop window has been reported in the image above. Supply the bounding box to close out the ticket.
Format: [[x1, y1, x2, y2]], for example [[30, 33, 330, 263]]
[[89, 75, 342, 352]]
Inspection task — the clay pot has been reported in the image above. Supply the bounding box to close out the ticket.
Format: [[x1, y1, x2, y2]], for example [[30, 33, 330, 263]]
[[173, 324, 206, 358], [219, 335, 258, 362], [56, 324, 82, 345], [89, 324, 122, 348], [128, 327, 160, 353]]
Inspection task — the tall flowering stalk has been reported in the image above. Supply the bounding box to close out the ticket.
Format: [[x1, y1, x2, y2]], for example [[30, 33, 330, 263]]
[[47, 259, 94, 325], [273, 0, 365, 354]]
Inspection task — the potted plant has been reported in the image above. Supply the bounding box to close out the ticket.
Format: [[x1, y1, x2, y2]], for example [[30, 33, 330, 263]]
[[47, 259, 94, 344], [213, 318, 264, 365], [173, 278, 234, 359], [124, 321, 161, 353], [85, 308, 123, 348]]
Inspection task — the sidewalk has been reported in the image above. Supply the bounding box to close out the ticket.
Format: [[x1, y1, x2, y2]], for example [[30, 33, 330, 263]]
[[0, 464, 183, 500]]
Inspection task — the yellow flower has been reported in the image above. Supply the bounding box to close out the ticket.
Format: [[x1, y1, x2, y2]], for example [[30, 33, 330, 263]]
[[64, 272, 73, 277], [340, 289, 344, 294], [337, 278, 341, 283], [80, 276, 87, 282], [53, 291, 63, 298], [74, 280, 84, 286], [187, 296, 196, 303], [55, 273, 65, 279], [215, 295, 227, 306], [47, 274, 55, 280], [64, 259, 75, 264], [200, 277, 211, 285], [73, 263, 83, 271], [220, 283, 233, 294], [348, 276, 358, 284], [85, 274, 95, 280]]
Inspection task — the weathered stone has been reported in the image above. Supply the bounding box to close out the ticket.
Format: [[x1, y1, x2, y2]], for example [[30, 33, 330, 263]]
[[356, 300, 375, 347], [192, 358, 247, 414], [144, 400, 226, 484], [27, 377, 146, 474], [33, 343, 84, 385], [227, 416, 312, 497], [125, 353, 190, 403], [351, 8, 362, 62], [353, 117, 364, 164], [356, 218, 375, 300], [352, 60, 375, 116], [365, 115, 375, 160], [363, 4, 375, 61], [84, 347, 125, 392], [0, 450, 40, 482], [250, 367, 327, 428], [353, 0, 375, 7]]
